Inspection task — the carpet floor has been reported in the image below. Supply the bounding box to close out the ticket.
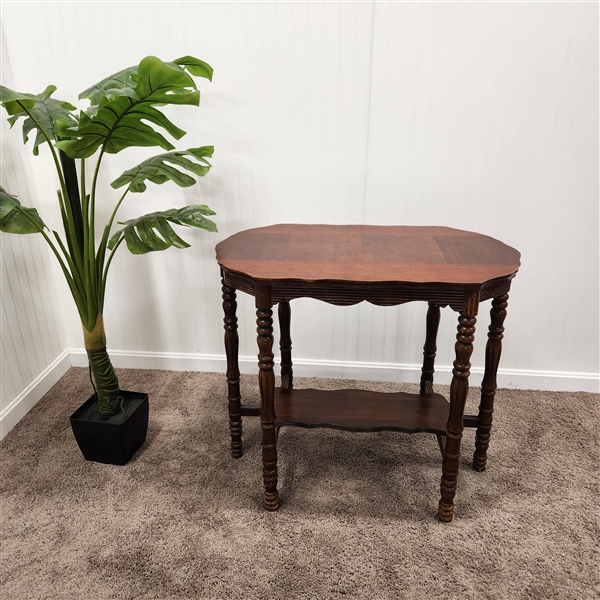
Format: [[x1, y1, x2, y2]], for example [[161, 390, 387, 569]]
[[1, 368, 598, 599]]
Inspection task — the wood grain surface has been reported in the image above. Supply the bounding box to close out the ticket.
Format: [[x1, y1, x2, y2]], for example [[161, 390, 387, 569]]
[[216, 225, 521, 285], [274, 388, 450, 433]]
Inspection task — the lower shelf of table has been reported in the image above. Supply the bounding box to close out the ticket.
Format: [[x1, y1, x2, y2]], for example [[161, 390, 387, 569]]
[[271, 388, 450, 434]]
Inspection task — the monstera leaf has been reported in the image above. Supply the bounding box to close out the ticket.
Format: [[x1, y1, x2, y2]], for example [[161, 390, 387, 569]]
[[169, 56, 213, 80], [0, 85, 77, 155], [56, 56, 206, 159], [79, 56, 213, 106], [109, 205, 217, 254], [111, 147, 214, 193], [78, 65, 139, 106], [0, 186, 46, 234]]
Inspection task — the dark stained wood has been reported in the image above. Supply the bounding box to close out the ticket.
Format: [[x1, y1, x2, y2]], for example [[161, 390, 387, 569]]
[[434, 312, 447, 454], [217, 225, 519, 521], [223, 268, 478, 312], [255, 285, 279, 511], [222, 278, 243, 458], [274, 388, 449, 433], [437, 435, 446, 457], [216, 224, 521, 286], [241, 407, 479, 428], [278, 300, 293, 389], [439, 311, 477, 523], [473, 294, 509, 471], [420, 303, 441, 394], [462, 414, 480, 428]]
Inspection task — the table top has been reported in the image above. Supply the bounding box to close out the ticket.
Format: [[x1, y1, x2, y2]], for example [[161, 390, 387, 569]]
[[216, 224, 521, 286]]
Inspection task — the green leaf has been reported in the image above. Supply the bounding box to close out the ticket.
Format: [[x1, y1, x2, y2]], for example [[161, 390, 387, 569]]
[[57, 56, 203, 159], [111, 146, 214, 193], [78, 65, 139, 104], [0, 186, 46, 234], [0, 85, 78, 155], [109, 204, 217, 254], [79, 55, 212, 105], [171, 56, 214, 81], [134, 56, 199, 104], [0, 86, 36, 114]]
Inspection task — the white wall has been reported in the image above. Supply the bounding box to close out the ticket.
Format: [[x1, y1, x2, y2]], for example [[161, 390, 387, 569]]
[[1, 2, 598, 412], [1, 37, 70, 436]]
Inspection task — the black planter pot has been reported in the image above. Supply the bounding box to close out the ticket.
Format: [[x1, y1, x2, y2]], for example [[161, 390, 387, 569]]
[[70, 391, 149, 465]]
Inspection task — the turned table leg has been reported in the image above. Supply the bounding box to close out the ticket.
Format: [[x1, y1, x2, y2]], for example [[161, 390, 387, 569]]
[[256, 285, 279, 511], [473, 294, 509, 472], [420, 303, 441, 395], [420, 303, 445, 455], [222, 277, 243, 458], [439, 311, 477, 523], [278, 300, 294, 389]]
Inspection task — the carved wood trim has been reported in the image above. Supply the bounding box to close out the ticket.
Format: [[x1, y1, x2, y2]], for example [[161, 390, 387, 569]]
[[439, 312, 476, 523], [278, 300, 293, 389], [222, 269, 505, 313], [256, 285, 279, 511], [473, 293, 509, 472], [222, 276, 243, 459], [420, 303, 441, 394]]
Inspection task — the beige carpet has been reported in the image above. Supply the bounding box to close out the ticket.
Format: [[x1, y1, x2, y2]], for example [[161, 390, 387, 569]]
[[1, 368, 598, 599]]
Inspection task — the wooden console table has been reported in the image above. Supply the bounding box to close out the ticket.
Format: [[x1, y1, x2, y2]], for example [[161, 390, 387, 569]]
[[216, 225, 520, 522]]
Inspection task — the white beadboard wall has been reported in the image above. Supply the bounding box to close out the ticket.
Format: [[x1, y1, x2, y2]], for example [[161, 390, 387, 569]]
[[1, 40, 69, 437], [1, 1, 598, 431]]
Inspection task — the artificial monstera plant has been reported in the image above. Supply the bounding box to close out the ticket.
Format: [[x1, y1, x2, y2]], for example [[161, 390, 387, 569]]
[[0, 55, 217, 416]]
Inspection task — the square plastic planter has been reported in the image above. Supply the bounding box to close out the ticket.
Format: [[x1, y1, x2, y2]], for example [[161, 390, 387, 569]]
[[70, 391, 149, 465]]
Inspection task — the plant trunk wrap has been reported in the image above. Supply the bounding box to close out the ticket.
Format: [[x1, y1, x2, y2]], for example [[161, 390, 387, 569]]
[[83, 314, 121, 415]]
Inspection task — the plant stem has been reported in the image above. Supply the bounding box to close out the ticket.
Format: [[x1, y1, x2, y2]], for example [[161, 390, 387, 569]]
[[80, 158, 87, 218], [52, 231, 85, 294], [16, 206, 88, 322], [90, 148, 105, 246], [87, 148, 105, 303], [95, 188, 129, 304], [99, 236, 124, 310], [56, 190, 82, 276], [16, 101, 83, 273], [59, 151, 84, 251], [105, 188, 129, 238], [82, 314, 121, 414]]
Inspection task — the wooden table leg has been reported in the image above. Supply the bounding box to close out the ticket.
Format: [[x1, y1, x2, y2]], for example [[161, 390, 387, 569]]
[[278, 300, 293, 389], [473, 294, 509, 472], [420, 303, 440, 395], [256, 285, 279, 511], [439, 310, 477, 523], [420, 303, 445, 455], [222, 277, 242, 458]]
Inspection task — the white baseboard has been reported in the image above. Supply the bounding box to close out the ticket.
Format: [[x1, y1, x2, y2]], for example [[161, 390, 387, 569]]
[[2, 349, 597, 441], [69, 349, 600, 393], [0, 349, 71, 440]]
